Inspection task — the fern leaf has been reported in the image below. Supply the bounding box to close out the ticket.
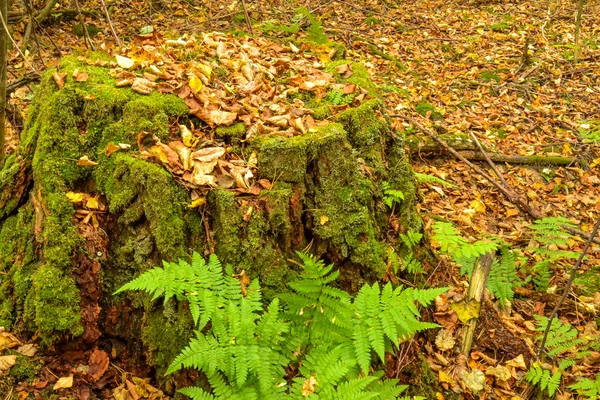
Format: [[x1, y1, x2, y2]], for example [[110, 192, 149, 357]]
[[178, 386, 216, 400]]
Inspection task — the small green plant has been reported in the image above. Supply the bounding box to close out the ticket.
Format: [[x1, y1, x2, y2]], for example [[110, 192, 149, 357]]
[[116, 252, 446, 399], [526, 217, 580, 291], [431, 222, 498, 276], [294, 7, 328, 45], [415, 102, 444, 121], [364, 16, 381, 26], [526, 316, 590, 397], [399, 232, 425, 274], [414, 173, 458, 188], [382, 181, 405, 208], [324, 89, 356, 106], [487, 246, 522, 306], [569, 373, 600, 399], [479, 70, 501, 83], [579, 120, 600, 143]]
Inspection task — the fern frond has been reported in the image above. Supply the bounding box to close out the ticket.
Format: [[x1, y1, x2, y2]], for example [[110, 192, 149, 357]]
[[569, 373, 600, 399], [534, 316, 588, 357], [525, 362, 561, 397], [488, 246, 522, 306], [414, 172, 458, 188], [178, 386, 216, 400]]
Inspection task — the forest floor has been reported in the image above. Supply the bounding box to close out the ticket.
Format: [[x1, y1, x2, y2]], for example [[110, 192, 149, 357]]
[[2, 0, 600, 399]]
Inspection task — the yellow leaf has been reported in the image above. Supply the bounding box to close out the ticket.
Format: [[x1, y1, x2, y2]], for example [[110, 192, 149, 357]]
[[86, 197, 100, 210], [66, 192, 85, 203], [0, 355, 17, 371], [505, 208, 519, 217], [469, 199, 486, 213], [0, 332, 21, 350], [149, 145, 169, 165], [438, 370, 455, 384], [179, 124, 196, 147], [53, 375, 74, 390], [196, 63, 212, 79], [320, 215, 329, 225], [115, 55, 135, 69], [451, 299, 480, 323], [189, 75, 203, 94], [189, 197, 206, 208]]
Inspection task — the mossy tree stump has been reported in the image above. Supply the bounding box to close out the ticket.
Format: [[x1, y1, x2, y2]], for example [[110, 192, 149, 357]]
[[0, 56, 420, 383]]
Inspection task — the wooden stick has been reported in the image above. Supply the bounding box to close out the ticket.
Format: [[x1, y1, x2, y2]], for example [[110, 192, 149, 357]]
[[468, 131, 509, 188], [462, 252, 494, 357], [240, 0, 254, 35], [99, 0, 121, 46]]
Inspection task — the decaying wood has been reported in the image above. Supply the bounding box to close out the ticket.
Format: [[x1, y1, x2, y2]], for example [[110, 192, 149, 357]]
[[462, 252, 494, 357]]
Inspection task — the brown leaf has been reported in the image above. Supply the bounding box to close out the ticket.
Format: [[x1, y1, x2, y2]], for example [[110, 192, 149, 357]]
[[131, 78, 156, 95], [192, 147, 225, 163], [52, 72, 67, 89], [89, 349, 109, 382], [0, 331, 22, 350], [302, 376, 317, 397], [73, 68, 89, 82], [258, 179, 272, 190], [232, 270, 251, 296], [77, 155, 98, 167]]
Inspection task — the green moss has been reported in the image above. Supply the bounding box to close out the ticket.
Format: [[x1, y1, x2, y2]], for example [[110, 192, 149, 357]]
[[336, 99, 386, 149], [325, 60, 379, 97], [97, 154, 189, 260], [209, 189, 295, 299], [28, 264, 83, 343], [215, 122, 246, 139], [9, 353, 44, 383], [254, 135, 309, 183], [142, 299, 194, 375]]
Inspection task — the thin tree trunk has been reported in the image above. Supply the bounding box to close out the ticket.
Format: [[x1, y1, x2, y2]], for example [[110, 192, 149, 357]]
[[0, 0, 8, 166]]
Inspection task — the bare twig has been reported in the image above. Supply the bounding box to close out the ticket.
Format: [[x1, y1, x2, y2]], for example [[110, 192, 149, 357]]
[[573, 0, 585, 63], [468, 131, 510, 188], [0, 4, 37, 72], [240, 0, 254, 35], [537, 216, 600, 357], [99, 0, 121, 46], [74, 0, 95, 50]]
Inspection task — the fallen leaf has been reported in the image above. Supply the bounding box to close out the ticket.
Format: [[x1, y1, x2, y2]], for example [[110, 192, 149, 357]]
[[460, 369, 485, 394], [0, 355, 17, 371], [0, 332, 21, 350], [302, 375, 317, 397], [116, 55, 135, 69], [53, 375, 74, 390], [131, 77, 156, 95], [192, 147, 225, 163], [72, 68, 89, 82], [77, 155, 98, 167], [89, 349, 109, 382], [66, 192, 86, 203], [189, 75, 203, 94], [189, 197, 206, 208], [86, 197, 100, 210], [320, 215, 329, 225], [17, 343, 38, 357], [451, 299, 480, 323], [52, 72, 67, 89], [435, 329, 455, 351]]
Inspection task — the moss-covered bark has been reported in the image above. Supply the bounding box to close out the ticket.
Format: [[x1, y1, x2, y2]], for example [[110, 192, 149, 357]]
[[0, 57, 421, 382]]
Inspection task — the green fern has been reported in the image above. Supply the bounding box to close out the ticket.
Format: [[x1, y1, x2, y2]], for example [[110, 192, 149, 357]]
[[294, 7, 328, 44], [114, 253, 224, 329], [431, 221, 497, 275], [527, 217, 580, 261], [324, 89, 356, 106], [399, 232, 424, 274], [116, 252, 444, 399], [487, 246, 522, 306], [414, 173, 458, 188], [534, 316, 587, 357], [569, 373, 600, 399], [525, 362, 561, 397], [382, 181, 405, 208]]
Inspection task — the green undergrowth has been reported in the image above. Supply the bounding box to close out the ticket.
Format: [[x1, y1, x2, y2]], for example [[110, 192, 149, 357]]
[[115, 251, 445, 399]]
